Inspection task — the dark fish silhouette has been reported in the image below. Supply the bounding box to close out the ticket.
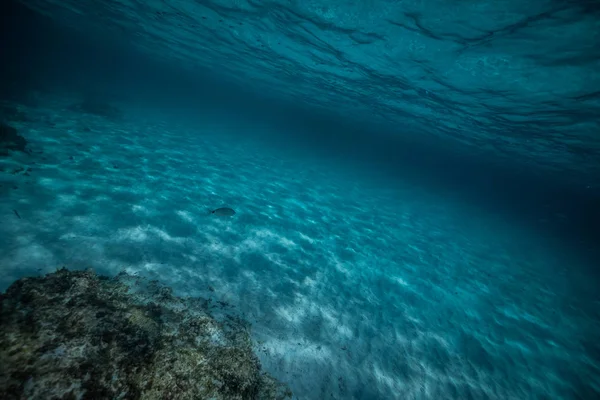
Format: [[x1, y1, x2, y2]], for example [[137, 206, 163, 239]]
[[13, 209, 21, 219], [210, 207, 235, 217]]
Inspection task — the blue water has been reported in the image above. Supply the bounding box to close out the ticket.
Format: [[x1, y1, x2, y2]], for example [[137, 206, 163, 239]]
[[2, 1, 600, 399]]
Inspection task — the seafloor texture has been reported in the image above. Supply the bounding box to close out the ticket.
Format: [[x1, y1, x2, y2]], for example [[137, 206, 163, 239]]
[[16, 0, 600, 178], [0, 267, 292, 400], [1, 98, 599, 399]]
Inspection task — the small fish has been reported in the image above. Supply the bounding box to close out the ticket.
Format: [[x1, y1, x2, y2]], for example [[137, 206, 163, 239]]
[[13, 209, 21, 219], [210, 207, 235, 217]]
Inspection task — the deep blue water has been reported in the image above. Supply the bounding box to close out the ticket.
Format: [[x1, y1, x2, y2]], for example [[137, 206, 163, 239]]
[[1, 1, 599, 399]]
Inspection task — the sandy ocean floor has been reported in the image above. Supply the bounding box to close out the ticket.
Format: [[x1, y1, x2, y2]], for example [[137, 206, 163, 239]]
[[1, 98, 599, 399]]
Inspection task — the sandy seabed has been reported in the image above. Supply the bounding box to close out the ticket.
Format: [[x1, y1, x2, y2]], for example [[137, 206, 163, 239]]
[[1, 98, 599, 399]]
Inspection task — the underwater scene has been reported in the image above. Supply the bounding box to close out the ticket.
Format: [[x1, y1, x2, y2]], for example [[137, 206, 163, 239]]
[[1, 0, 599, 399]]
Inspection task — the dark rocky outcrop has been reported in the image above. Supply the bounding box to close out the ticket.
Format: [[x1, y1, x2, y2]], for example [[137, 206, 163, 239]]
[[0, 268, 292, 400], [0, 121, 27, 153]]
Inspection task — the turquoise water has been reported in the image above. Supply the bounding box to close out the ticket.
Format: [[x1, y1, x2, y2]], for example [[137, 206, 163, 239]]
[[2, 100, 599, 398], [2, 0, 600, 399]]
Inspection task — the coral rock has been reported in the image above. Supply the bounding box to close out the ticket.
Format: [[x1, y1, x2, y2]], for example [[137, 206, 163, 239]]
[[0, 268, 291, 400]]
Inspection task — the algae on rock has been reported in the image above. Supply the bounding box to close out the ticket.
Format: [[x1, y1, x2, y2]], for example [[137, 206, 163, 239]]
[[0, 268, 292, 400]]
